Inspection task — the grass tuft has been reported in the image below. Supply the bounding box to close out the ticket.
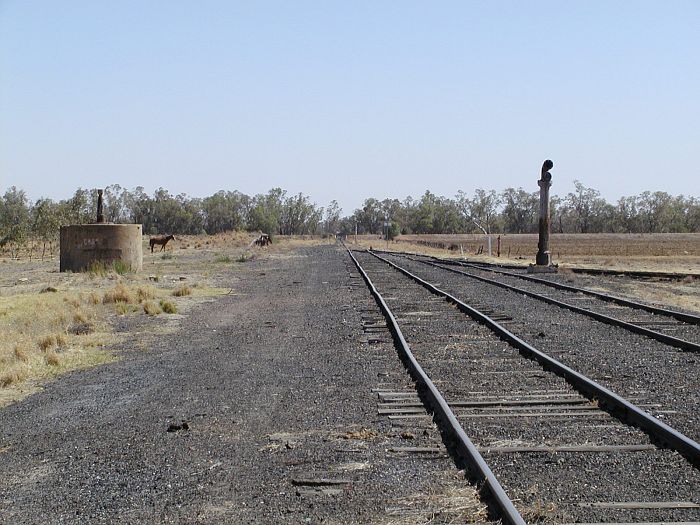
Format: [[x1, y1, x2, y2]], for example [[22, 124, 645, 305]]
[[114, 301, 136, 315], [103, 284, 135, 304], [88, 260, 130, 276], [64, 297, 81, 308], [172, 285, 192, 297], [143, 301, 161, 316], [112, 260, 129, 274], [342, 428, 378, 440], [45, 350, 61, 366], [87, 261, 109, 277], [136, 286, 156, 302], [38, 335, 55, 352], [13, 344, 30, 362], [159, 299, 177, 314], [55, 333, 68, 348], [214, 254, 232, 263], [0, 365, 28, 387]]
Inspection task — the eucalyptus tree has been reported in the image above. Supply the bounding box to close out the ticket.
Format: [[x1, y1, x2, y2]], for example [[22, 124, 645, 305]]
[[31, 198, 62, 258], [0, 187, 31, 257]]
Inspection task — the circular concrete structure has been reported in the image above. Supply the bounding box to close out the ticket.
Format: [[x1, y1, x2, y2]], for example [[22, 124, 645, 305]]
[[60, 224, 143, 272]]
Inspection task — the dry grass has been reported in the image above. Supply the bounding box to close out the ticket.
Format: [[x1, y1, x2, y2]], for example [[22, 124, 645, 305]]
[[0, 365, 28, 388], [45, 350, 61, 366], [342, 428, 378, 440], [384, 486, 489, 524], [13, 344, 30, 362], [142, 301, 161, 315], [136, 285, 157, 302], [518, 484, 562, 523], [0, 231, 324, 406], [115, 302, 135, 315], [0, 290, 115, 405], [159, 299, 177, 314], [103, 283, 135, 304], [172, 284, 192, 297], [38, 335, 56, 352], [607, 278, 700, 314]]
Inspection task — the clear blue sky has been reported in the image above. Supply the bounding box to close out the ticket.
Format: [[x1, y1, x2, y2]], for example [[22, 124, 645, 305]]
[[1, 1, 698, 214]]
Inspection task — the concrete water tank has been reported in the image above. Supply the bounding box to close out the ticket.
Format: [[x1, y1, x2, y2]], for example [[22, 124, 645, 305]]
[[60, 223, 143, 272]]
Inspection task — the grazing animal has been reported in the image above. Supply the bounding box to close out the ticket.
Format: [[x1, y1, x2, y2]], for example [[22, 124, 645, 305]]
[[253, 234, 271, 247], [150, 234, 175, 253]]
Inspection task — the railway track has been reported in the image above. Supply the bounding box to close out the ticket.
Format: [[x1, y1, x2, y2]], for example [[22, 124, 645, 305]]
[[398, 253, 700, 352], [348, 247, 700, 524], [392, 246, 698, 281], [373, 250, 700, 444]]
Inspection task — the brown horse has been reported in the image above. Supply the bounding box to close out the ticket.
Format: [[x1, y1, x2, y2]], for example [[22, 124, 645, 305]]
[[150, 234, 175, 253]]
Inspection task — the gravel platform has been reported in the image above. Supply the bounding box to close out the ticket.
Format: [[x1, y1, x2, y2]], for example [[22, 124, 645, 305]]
[[0, 245, 491, 524]]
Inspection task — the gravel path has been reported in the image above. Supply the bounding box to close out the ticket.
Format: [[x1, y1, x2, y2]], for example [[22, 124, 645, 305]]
[[0, 246, 491, 524]]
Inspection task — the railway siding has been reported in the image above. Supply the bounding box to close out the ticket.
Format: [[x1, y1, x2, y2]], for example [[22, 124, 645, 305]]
[[353, 249, 700, 523], [378, 251, 700, 445]]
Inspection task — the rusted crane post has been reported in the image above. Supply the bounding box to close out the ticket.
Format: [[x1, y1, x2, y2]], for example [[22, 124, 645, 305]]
[[528, 159, 557, 273]]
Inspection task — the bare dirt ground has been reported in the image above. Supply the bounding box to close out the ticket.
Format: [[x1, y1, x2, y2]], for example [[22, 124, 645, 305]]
[[0, 241, 491, 524]]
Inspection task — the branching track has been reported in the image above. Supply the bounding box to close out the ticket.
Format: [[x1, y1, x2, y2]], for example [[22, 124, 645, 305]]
[[349, 248, 700, 524], [375, 250, 700, 443], [385, 250, 700, 352]]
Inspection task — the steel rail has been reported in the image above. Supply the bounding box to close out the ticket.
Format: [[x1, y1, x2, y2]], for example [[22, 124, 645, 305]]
[[346, 247, 526, 525], [366, 249, 700, 467], [372, 248, 700, 325], [453, 261, 700, 326], [390, 244, 699, 280], [398, 255, 700, 353], [375, 246, 700, 280]]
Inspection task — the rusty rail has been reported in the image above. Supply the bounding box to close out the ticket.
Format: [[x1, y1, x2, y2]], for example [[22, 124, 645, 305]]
[[345, 247, 526, 525], [366, 249, 700, 467], [446, 260, 700, 326], [407, 256, 700, 353]]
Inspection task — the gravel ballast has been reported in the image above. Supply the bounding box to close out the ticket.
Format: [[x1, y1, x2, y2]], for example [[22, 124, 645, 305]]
[[356, 250, 700, 523]]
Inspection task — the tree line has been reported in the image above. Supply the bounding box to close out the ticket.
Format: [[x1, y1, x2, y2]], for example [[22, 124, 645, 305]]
[[351, 182, 700, 237], [1, 182, 699, 256]]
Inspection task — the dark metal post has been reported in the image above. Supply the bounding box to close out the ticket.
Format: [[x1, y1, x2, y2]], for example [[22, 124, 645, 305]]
[[529, 160, 556, 273], [535, 160, 552, 265], [96, 189, 105, 223]]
